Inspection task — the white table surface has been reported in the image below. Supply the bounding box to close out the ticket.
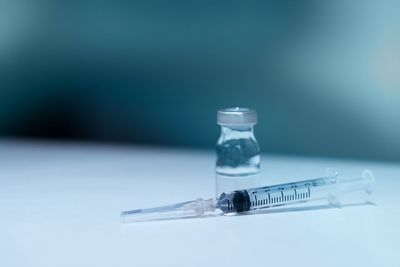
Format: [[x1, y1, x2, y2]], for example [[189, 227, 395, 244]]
[[1, 139, 399, 267]]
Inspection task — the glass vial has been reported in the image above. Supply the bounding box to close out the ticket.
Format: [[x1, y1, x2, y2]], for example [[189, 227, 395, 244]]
[[215, 107, 261, 198]]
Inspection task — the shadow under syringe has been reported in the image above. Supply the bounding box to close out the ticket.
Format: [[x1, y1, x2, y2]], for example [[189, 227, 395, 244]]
[[230, 201, 377, 218]]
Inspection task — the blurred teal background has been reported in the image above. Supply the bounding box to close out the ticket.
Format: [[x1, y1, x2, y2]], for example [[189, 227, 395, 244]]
[[1, 1, 399, 161]]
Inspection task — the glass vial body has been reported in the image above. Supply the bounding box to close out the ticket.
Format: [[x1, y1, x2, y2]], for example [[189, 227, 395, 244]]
[[215, 108, 261, 198]]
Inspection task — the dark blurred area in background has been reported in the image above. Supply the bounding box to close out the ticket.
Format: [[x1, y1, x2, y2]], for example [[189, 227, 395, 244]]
[[1, 1, 399, 161]]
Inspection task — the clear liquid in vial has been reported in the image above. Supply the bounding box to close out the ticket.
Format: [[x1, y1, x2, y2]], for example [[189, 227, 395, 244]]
[[216, 138, 260, 197]]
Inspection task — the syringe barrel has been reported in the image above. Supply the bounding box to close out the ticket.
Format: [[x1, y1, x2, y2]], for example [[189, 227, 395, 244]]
[[217, 169, 375, 214]]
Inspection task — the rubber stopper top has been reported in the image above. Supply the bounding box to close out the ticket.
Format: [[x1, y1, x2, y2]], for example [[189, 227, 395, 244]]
[[217, 107, 257, 126]]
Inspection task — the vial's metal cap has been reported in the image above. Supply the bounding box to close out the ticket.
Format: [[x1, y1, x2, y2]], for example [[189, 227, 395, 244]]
[[217, 107, 257, 126]]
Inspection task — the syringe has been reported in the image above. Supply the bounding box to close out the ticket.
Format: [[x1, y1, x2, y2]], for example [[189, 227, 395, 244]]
[[120, 169, 375, 223]]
